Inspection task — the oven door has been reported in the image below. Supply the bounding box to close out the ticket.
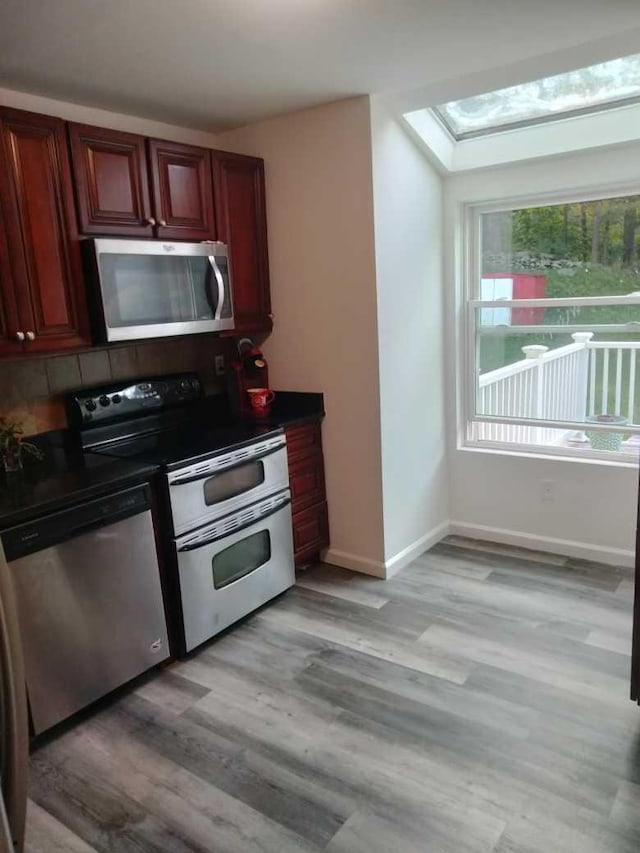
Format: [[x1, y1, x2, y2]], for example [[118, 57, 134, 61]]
[[167, 436, 289, 535], [175, 489, 295, 653]]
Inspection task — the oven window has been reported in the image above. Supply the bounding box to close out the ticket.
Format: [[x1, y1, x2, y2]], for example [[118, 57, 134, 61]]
[[203, 461, 265, 505], [212, 530, 271, 589]]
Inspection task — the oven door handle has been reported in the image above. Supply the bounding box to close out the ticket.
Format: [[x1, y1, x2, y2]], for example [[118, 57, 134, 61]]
[[177, 498, 291, 552], [169, 443, 285, 486], [208, 256, 225, 321]]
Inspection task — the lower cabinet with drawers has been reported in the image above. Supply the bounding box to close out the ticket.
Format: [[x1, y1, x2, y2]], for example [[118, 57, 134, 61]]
[[284, 421, 330, 567]]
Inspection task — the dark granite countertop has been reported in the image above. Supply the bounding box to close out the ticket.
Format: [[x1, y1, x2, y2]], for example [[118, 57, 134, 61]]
[[202, 390, 325, 430], [0, 435, 159, 530], [0, 391, 324, 530]]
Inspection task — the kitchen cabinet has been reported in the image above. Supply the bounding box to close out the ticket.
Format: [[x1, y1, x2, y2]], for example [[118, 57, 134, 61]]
[[69, 125, 215, 241], [68, 124, 153, 236], [212, 150, 272, 333], [285, 422, 329, 567], [0, 107, 89, 354], [0, 204, 23, 357], [149, 139, 215, 241], [0, 103, 274, 358]]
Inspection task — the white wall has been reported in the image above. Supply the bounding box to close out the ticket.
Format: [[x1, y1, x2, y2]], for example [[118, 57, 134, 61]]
[[216, 98, 387, 574], [445, 144, 640, 566], [369, 97, 449, 572]]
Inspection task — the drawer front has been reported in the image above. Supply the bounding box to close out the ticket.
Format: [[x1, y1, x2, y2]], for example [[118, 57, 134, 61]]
[[285, 423, 322, 463], [292, 501, 329, 565], [289, 453, 326, 513]]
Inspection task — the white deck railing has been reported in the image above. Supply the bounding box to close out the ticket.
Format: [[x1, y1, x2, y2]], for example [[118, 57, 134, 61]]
[[587, 341, 640, 423], [476, 332, 639, 444]]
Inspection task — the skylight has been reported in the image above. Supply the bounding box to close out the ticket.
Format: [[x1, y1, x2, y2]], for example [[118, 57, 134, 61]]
[[433, 53, 640, 139]]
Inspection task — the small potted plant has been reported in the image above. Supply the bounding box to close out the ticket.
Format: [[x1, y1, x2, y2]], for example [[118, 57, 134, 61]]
[[0, 417, 44, 472], [585, 413, 628, 452]]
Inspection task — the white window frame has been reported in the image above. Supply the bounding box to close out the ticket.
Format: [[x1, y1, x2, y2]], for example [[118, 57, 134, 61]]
[[463, 185, 640, 464]]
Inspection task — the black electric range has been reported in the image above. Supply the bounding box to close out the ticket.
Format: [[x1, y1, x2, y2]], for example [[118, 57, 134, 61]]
[[68, 372, 284, 470]]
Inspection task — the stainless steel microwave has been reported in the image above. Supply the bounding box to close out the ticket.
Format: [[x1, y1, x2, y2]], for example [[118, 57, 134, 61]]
[[85, 239, 235, 342]]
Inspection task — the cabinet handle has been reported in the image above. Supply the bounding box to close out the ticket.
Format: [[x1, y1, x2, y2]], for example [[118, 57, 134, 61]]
[[146, 217, 156, 226], [159, 219, 167, 227], [15, 331, 25, 342], [25, 331, 35, 341]]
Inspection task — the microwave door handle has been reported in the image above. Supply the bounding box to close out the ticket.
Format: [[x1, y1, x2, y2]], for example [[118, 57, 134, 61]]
[[178, 497, 291, 552], [208, 256, 225, 321], [203, 262, 217, 316]]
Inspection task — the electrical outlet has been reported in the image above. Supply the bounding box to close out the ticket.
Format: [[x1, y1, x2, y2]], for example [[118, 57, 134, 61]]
[[541, 480, 556, 502], [214, 355, 225, 377]]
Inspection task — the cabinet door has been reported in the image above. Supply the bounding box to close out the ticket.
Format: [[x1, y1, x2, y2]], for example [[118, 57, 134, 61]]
[[0, 200, 24, 356], [148, 140, 215, 240], [0, 108, 90, 353], [212, 150, 271, 333], [68, 123, 153, 236], [292, 502, 329, 566], [289, 453, 326, 514]]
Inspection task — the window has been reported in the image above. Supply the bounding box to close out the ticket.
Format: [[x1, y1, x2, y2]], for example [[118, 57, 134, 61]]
[[467, 192, 640, 459], [434, 53, 640, 139]]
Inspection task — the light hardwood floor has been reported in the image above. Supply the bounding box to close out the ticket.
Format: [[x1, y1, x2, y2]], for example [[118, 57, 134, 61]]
[[26, 537, 640, 852]]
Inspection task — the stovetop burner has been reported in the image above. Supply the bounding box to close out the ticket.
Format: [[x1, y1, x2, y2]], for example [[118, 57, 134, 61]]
[[68, 371, 282, 470], [89, 421, 281, 470]]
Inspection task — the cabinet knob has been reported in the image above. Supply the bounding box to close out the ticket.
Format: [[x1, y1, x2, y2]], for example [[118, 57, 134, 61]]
[[146, 217, 156, 226], [25, 331, 35, 341], [159, 219, 167, 227], [15, 331, 25, 342]]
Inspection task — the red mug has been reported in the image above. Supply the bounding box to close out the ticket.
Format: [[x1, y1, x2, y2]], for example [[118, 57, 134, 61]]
[[246, 387, 275, 416]]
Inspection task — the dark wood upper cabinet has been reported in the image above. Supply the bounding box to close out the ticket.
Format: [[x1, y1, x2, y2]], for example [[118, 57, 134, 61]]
[[68, 123, 153, 236], [0, 199, 23, 357], [0, 108, 89, 353], [0, 104, 275, 358], [212, 150, 272, 333], [149, 140, 215, 241]]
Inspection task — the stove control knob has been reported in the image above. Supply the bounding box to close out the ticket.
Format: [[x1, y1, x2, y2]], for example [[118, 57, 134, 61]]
[[180, 379, 190, 390], [98, 395, 111, 407], [85, 399, 97, 412], [112, 394, 122, 404]]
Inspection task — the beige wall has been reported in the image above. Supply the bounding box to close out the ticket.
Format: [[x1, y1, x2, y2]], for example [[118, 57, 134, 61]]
[[217, 98, 386, 571]]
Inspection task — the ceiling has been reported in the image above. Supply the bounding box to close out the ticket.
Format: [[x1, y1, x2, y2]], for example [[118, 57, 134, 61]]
[[1, 0, 640, 131]]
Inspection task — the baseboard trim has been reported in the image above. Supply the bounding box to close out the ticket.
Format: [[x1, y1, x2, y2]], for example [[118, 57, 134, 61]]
[[448, 520, 634, 568], [323, 521, 450, 579], [322, 548, 386, 578], [383, 521, 451, 578]]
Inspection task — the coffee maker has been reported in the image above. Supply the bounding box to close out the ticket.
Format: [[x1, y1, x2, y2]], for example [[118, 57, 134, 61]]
[[227, 338, 270, 417]]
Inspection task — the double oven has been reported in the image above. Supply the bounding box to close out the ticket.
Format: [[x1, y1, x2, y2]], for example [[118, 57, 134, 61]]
[[165, 431, 295, 653]]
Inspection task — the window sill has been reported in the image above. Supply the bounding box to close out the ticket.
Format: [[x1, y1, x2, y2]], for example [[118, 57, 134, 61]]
[[459, 440, 638, 469]]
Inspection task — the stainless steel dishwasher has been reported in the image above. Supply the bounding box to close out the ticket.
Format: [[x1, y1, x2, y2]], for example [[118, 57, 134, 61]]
[[1, 483, 169, 735]]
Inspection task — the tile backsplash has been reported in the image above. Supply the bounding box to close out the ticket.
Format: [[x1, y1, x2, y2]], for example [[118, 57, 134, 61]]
[[0, 336, 232, 436]]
